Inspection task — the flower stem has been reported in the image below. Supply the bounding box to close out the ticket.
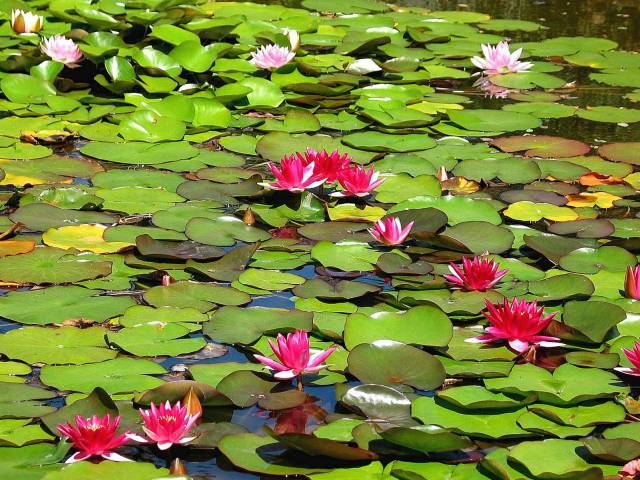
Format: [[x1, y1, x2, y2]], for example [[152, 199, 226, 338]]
[[296, 374, 304, 391]]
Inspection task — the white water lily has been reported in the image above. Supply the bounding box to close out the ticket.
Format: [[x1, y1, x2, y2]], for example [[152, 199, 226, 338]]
[[346, 58, 381, 74], [11, 9, 44, 34]]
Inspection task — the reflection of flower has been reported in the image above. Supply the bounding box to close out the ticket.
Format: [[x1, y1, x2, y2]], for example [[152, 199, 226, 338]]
[[273, 400, 326, 434], [473, 77, 513, 99], [471, 41, 533, 75], [41, 35, 83, 67], [11, 9, 43, 34], [466, 298, 562, 353], [332, 165, 385, 197], [615, 343, 640, 376], [369, 217, 414, 246], [299, 148, 352, 183], [254, 330, 336, 380], [58, 414, 130, 463], [626, 265, 640, 300], [263, 155, 327, 192], [250, 44, 295, 70], [445, 256, 508, 292], [127, 401, 200, 450]]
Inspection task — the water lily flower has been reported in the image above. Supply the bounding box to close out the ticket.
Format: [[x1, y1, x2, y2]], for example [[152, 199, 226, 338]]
[[626, 265, 640, 300], [471, 41, 533, 75], [40, 35, 83, 67], [127, 401, 200, 450], [11, 9, 43, 34], [299, 148, 352, 183], [254, 330, 336, 383], [332, 165, 385, 197], [621, 458, 640, 478], [466, 298, 562, 353], [250, 44, 295, 70], [445, 256, 509, 292], [369, 217, 414, 246], [283, 28, 300, 51], [58, 414, 130, 463], [615, 343, 640, 376], [262, 155, 327, 192]]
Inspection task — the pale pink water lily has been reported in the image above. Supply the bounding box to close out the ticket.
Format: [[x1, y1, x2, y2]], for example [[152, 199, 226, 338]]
[[40, 35, 83, 67], [369, 217, 414, 246], [471, 41, 533, 75], [615, 342, 640, 376], [332, 165, 385, 197], [298, 148, 352, 183], [262, 154, 327, 192], [58, 414, 131, 463], [250, 44, 295, 70], [445, 256, 509, 292], [254, 330, 336, 382], [466, 298, 562, 353], [625, 265, 640, 300], [11, 9, 43, 34], [127, 401, 200, 450], [621, 458, 640, 478]]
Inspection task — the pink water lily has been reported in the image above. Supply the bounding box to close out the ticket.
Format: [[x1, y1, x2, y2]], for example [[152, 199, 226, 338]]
[[250, 44, 295, 70], [615, 342, 640, 377], [263, 155, 327, 192], [58, 414, 130, 463], [369, 217, 414, 246], [625, 265, 640, 300], [471, 41, 533, 75], [41, 35, 83, 67], [621, 458, 640, 478], [445, 256, 509, 292], [127, 401, 200, 450], [299, 148, 352, 183], [467, 298, 562, 353], [332, 165, 385, 197], [11, 9, 43, 34], [254, 330, 336, 382]]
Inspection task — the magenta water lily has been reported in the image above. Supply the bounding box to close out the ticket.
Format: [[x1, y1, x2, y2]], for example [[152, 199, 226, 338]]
[[445, 256, 508, 292], [369, 217, 414, 246], [58, 414, 130, 463], [254, 330, 336, 387], [127, 401, 200, 450], [467, 298, 562, 354]]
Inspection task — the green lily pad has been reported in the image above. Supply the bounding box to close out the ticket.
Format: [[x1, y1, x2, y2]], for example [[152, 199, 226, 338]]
[[143, 281, 250, 312], [204, 306, 313, 344], [0, 286, 134, 325], [40, 357, 165, 394], [347, 340, 445, 390], [344, 306, 452, 350], [107, 324, 206, 357], [0, 326, 116, 365]]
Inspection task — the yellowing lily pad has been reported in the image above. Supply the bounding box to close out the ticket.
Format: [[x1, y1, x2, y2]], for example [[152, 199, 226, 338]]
[[43, 224, 133, 254]]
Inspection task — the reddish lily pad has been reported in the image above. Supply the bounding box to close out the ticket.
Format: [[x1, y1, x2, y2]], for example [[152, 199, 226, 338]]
[[597, 142, 640, 165], [491, 135, 591, 158]]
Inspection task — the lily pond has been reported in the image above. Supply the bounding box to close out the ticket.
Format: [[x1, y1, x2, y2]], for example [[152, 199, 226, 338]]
[[1, 0, 640, 478]]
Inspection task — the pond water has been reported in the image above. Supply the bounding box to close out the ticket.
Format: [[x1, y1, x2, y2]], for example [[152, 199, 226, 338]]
[[0, 0, 640, 479]]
